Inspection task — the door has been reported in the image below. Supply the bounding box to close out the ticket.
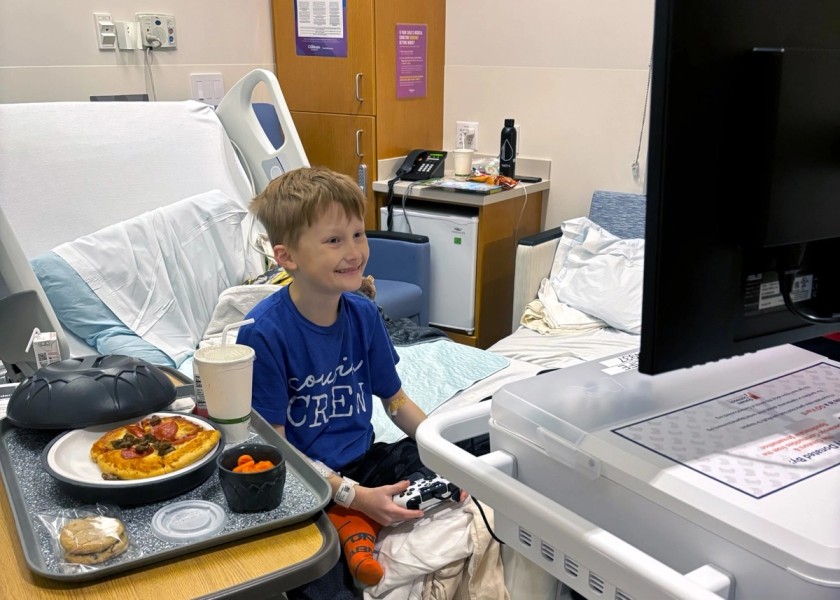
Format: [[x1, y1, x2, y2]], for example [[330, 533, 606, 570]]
[[272, 0, 376, 116], [291, 111, 378, 229]]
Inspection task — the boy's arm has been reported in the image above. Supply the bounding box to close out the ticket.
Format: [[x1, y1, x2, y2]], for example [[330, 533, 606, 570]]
[[382, 387, 426, 439], [273, 423, 424, 525]]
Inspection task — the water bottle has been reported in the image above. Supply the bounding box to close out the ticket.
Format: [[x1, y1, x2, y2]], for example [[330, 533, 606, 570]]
[[499, 118, 517, 177]]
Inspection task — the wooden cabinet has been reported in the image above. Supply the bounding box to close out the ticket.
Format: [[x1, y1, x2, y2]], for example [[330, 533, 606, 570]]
[[271, 0, 445, 229]]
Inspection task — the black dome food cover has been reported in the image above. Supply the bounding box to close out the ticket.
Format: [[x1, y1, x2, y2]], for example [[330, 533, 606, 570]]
[[7, 355, 176, 429]]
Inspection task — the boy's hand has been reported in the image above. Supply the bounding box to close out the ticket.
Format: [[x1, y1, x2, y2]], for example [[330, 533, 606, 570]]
[[353, 480, 424, 526]]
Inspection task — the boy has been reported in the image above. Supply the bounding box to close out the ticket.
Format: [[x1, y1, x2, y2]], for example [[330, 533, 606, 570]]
[[237, 167, 445, 595]]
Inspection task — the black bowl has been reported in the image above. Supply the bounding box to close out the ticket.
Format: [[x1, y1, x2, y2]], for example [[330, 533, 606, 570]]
[[217, 443, 286, 512]]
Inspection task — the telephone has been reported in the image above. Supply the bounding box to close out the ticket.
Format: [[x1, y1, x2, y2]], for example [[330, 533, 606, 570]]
[[395, 149, 448, 181], [385, 149, 447, 231]]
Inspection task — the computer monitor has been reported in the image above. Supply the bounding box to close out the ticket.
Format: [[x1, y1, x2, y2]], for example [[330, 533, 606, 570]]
[[639, 0, 840, 375]]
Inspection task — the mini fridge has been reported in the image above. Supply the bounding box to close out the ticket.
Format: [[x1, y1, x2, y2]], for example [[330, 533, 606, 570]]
[[380, 206, 478, 332]]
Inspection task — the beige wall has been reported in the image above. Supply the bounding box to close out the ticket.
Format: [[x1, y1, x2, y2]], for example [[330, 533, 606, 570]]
[[444, 1, 655, 227], [2, 0, 654, 230], [0, 0, 274, 102]]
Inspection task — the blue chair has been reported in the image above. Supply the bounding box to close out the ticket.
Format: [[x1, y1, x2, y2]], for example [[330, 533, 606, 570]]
[[252, 103, 432, 325], [365, 231, 430, 326]]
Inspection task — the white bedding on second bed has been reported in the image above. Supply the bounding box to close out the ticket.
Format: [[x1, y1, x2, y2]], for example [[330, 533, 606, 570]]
[[488, 325, 639, 370]]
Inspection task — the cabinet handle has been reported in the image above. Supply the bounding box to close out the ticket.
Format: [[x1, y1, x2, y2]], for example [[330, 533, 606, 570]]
[[355, 129, 365, 158], [354, 72, 364, 102]]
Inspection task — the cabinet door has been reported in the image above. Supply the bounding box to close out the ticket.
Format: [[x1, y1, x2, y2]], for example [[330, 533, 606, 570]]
[[272, 0, 376, 116], [292, 111, 379, 230]]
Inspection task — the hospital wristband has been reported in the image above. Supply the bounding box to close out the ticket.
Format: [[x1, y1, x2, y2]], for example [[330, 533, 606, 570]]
[[334, 476, 358, 508]]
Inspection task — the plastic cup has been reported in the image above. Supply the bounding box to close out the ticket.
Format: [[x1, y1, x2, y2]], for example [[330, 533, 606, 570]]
[[453, 148, 475, 178], [193, 344, 255, 443]]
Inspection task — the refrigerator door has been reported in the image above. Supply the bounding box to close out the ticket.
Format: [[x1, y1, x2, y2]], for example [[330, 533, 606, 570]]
[[381, 206, 478, 332]]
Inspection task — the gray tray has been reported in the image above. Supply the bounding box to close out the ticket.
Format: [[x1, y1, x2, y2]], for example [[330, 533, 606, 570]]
[[0, 410, 331, 582]]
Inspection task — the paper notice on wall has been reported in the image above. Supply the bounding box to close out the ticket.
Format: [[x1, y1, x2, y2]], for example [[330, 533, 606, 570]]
[[396, 24, 427, 99], [614, 362, 840, 498], [295, 0, 347, 57]]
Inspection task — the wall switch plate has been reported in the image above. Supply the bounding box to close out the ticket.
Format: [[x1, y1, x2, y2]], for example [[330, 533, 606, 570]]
[[190, 73, 225, 105], [456, 121, 479, 150], [514, 124, 521, 155], [93, 13, 116, 51]]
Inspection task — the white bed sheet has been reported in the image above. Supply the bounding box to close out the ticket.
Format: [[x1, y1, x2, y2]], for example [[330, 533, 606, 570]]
[[488, 325, 639, 370]]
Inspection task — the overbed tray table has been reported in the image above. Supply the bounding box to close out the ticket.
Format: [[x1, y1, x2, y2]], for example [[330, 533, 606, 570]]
[[0, 410, 339, 598]]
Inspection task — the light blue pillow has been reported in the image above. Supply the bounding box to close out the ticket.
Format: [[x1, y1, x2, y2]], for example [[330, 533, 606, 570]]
[[30, 252, 175, 367]]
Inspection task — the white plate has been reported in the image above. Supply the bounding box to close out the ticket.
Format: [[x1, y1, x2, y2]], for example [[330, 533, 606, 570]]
[[45, 412, 219, 487]]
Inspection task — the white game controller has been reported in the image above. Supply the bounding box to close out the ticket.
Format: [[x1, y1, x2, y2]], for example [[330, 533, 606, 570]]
[[393, 475, 461, 511]]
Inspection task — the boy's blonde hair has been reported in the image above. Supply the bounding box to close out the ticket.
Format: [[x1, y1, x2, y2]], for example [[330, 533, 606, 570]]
[[251, 166, 366, 248]]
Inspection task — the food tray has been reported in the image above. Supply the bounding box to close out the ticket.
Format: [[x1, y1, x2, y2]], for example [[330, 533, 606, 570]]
[[0, 410, 331, 582]]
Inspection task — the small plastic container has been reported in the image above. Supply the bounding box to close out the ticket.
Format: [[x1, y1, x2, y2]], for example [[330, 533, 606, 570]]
[[151, 500, 227, 544], [217, 443, 286, 513]]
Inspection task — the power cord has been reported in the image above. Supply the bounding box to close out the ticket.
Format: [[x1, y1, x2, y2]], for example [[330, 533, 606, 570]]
[[471, 497, 505, 545], [513, 182, 529, 246], [631, 53, 653, 188], [777, 243, 840, 324], [143, 45, 159, 101]]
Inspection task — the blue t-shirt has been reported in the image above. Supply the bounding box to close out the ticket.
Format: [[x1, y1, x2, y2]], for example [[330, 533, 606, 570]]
[[237, 287, 402, 471]]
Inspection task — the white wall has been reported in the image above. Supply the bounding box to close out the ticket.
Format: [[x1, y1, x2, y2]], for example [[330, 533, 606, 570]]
[[444, 1, 655, 227], [0, 0, 274, 102], [2, 1, 654, 229]]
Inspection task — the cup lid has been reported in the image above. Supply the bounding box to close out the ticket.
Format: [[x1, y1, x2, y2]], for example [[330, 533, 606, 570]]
[[151, 500, 227, 543]]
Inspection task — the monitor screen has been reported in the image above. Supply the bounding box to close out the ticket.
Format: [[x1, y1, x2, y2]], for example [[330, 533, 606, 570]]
[[639, 0, 840, 375]]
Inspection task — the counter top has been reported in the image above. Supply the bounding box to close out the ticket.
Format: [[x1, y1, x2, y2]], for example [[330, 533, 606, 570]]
[[373, 155, 551, 207]]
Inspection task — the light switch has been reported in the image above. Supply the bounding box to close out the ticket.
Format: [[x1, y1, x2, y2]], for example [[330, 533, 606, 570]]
[[190, 73, 225, 105]]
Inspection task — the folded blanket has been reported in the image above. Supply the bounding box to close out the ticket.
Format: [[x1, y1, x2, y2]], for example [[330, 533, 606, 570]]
[[55, 190, 255, 366]]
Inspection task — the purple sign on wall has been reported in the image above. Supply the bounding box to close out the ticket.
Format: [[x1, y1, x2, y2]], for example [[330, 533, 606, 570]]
[[295, 0, 347, 58], [396, 24, 427, 99]]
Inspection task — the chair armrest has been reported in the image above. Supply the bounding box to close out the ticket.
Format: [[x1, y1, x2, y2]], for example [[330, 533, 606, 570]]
[[366, 230, 429, 245], [512, 227, 563, 333]]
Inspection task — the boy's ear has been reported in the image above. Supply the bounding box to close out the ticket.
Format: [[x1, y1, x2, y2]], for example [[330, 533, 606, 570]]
[[274, 244, 296, 271]]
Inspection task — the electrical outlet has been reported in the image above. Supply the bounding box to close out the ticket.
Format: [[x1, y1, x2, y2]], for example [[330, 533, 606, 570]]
[[456, 121, 479, 150], [136, 13, 177, 48]]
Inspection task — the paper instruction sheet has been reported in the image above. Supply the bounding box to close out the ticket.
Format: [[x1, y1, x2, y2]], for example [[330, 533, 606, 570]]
[[614, 362, 840, 498]]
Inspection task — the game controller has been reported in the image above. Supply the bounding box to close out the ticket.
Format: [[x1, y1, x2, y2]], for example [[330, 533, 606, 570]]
[[393, 475, 462, 511]]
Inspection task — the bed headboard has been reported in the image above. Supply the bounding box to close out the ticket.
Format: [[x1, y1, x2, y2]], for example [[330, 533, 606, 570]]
[[0, 70, 309, 377], [510, 190, 646, 332], [588, 190, 646, 240]]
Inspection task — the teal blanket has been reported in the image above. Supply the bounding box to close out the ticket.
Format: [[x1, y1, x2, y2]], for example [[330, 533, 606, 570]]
[[371, 340, 509, 443]]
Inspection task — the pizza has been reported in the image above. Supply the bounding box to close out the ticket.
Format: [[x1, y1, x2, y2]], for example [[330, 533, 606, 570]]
[[90, 414, 221, 480]]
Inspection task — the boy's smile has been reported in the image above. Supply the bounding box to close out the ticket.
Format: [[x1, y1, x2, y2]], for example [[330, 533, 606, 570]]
[[278, 203, 369, 306]]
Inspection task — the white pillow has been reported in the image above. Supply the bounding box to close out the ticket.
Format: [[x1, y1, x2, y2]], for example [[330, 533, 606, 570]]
[[548, 217, 644, 334]]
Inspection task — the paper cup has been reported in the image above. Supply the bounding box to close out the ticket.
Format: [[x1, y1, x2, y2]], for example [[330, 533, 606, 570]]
[[453, 148, 475, 178], [193, 344, 255, 443]]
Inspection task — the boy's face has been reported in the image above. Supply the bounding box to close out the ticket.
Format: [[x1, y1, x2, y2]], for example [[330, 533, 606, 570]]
[[277, 203, 368, 297]]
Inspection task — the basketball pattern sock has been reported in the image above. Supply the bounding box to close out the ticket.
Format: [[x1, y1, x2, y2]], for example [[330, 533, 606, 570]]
[[327, 505, 384, 586]]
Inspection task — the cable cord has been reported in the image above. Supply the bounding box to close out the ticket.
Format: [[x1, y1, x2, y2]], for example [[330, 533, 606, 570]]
[[513, 182, 529, 247], [471, 497, 505, 545], [400, 182, 419, 234], [632, 54, 653, 188], [143, 47, 158, 101], [777, 243, 840, 324]]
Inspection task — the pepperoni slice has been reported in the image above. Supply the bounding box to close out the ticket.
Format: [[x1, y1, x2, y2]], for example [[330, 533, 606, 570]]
[[126, 424, 145, 438], [153, 421, 178, 441], [120, 446, 153, 459]]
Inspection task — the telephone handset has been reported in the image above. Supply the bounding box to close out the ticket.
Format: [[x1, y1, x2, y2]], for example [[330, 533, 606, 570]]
[[395, 149, 448, 181]]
